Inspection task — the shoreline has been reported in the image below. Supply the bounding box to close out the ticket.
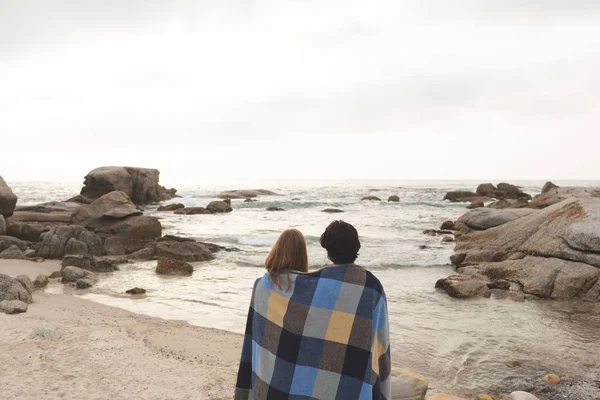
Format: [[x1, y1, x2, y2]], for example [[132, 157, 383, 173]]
[[0, 261, 242, 400]]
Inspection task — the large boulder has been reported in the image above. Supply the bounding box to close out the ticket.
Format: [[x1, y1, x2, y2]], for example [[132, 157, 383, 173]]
[[154, 241, 215, 262], [79, 166, 177, 205], [0, 274, 33, 304], [0, 176, 17, 217], [93, 215, 162, 240], [0, 245, 25, 259], [71, 191, 141, 226], [455, 208, 536, 231], [15, 201, 82, 214], [0, 236, 28, 252], [0, 300, 28, 314], [390, 368, 428, 400], [541, 181, 559, 194], [206, 201, 233, 213], [529, 187, 600, 209], [35, 226, 104, 259], [61, 255, 120, 272], [15, 275, 34, 295], [476, 183, 497, 197], [388, 195, 400, 202], [435, 275, 491, 299], [0, 215, 5, 235], [487, 199, 530, 209], [155, 257, 193, 276], [495, 183, 532, 200], [33, 274, 49, 289], [443, 191, 492, 203]]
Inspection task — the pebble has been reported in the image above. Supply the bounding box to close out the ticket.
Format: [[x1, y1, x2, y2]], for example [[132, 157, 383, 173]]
[[544, 373, 560, 384]]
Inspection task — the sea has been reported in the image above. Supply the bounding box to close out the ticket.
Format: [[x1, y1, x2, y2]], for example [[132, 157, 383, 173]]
[[10, 179, 600, 397]]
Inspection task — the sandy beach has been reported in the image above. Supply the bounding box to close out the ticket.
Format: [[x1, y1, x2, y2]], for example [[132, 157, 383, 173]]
[[0, 260, 242, 400]]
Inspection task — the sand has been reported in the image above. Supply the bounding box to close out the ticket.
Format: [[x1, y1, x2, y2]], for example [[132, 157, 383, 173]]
[[0, 260, 242, 400]]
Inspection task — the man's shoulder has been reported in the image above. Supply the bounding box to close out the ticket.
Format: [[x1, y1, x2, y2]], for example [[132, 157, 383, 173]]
[[314, 264, 385, 296]]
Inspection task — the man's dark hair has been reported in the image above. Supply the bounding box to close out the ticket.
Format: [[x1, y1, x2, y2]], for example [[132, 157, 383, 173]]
[[320, 220, 361, 264]]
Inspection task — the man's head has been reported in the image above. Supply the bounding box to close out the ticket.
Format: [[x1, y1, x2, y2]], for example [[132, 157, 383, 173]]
[[320, 220, 361, 265]]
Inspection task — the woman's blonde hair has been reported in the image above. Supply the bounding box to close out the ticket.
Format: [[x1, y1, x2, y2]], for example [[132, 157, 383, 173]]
[[265, 228, 309, 290]]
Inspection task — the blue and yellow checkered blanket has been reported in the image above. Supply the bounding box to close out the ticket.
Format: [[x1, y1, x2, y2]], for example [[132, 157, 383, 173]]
[[235, 264, 391, 400]]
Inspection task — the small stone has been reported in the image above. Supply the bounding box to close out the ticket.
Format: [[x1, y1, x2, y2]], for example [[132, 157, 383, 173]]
[[49, 271, 62, 279], [156, 257, 193, 276], [266, 207, 285, 211], [0, 300, 28, 314], [15, 275, 34, 295], [75, 278, 94, 289], [33, 274, 49, 289], [126, 287, 146, 295], [440, 221, 455, 230], [441, 235, 455, 243], [388, 195, 400, 202], [36, 258, 45, 263], [478, 395, 494, 400], [508, 392, 540, 400], [544, 373, 560, 384]]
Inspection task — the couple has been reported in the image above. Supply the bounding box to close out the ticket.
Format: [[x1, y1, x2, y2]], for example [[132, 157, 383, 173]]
[[235, 220, 391, 400]]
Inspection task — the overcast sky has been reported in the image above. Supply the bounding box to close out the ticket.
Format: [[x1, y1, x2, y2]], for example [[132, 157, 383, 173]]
[[1, 0, 599, 184]]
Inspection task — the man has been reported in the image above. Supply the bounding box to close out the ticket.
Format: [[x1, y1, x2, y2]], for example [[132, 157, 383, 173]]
[[235, 220, 391, 400]]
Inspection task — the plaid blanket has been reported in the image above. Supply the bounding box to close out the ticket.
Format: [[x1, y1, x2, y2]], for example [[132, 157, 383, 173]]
[[235, 264, 391, 400]]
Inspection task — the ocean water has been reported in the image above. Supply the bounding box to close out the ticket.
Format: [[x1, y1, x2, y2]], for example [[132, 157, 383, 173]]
[[11, 179, 600, 396]]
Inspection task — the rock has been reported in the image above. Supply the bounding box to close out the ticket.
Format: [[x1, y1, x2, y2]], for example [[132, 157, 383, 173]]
[[61, 254, 94, 270], [361, 196, 381, 201], [156, 235, 196, 243], [49, 271, 62, 279], [206, 201, 233, 213], [0, 215, 5, 235], [33, 274, 49, 289], [211, 189, 280, 199], [440, 221, 455, 231], [80, 166, 177, 205], [77, 230, 104, 256], [487, 280, 512, 290], [174, 207, 211, 215], [541, 181, 559, 194], [456, 208, 536, 231], [0, 176, 17, 217], [441, 236, 455, 243], [71, 191, 142, 226], [157, 203, 185, 211], [101, 236, 151, 256], [93, 215, 162, 241], [64, 238, 88, 256], [443, 191, 478, 202], [156, 257, 193, 276], [529, 187, 600, 209], [266, 207, 285, 211], [544, 374, 560, 384], [390, 368, 428, 400], [322, 209, 344, 213], [488, 199, 530, 209], [0, 235, 28, 251], [23, 248, 37, 258], [15, 201, 82, 214], [127, 247, 155, 260], [243, 198, 257, 203], [477, 396, 493, 400], [0, 300, 28, 314], [476, 183, 497, 197], [507, 392, 539, 400], [450, 253, 466, 266], [0, 245, 25, 259], [76, 278, 95, 289], [61, 266, 96, 283], [126, 287, 146, 295], [388, 195, 400, 202], [154, 241, 215, 262], [467, 201, 484, 209], [435, 275, 491, 298], [15, 275, 34, 295], [496, 183, 531, 200], [0, 274, 33, 304]]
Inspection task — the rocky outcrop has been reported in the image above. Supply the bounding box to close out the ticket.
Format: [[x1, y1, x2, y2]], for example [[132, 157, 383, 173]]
[[528, 187, 600, 209], [0, 176, 17, 217], [71, 191, 141, 225], [467, 201, 484, 209], [0, 236, 28, 252], [361, 196, 381, 201], [154, 241, 214, 262], [440, 198, 600, 301], [155, 258, 193, 276], [36, 226, 104, 259], [0, 245, 25, 259], [443, 191, 492, 204], [541, 181, 559, 194], [157, 203, 185, 212], [0, 300, 28, 314], [488, 199, 529, 209], [212, 189, 280, 199], [79, 166, 177, 205], [0, 274, 33, 304], [388, 195, 400, 202]]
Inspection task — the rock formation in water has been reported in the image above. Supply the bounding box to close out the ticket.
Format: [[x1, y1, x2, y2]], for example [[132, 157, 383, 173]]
[[437, 187, 600, 301], [77, 166, 177, 205], [0, 176, 17, 217]]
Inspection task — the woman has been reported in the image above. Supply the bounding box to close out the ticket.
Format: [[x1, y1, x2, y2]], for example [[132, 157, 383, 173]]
[[264, 228, 309, 290], [235, 222, 391, 400]]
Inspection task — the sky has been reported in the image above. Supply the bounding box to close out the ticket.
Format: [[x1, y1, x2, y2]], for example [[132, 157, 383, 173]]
[[1, 0, 599, 185]]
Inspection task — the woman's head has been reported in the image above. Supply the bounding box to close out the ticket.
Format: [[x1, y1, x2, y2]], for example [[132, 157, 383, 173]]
[[265, 228, 309, 289], [320, 220, 360, 265]]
